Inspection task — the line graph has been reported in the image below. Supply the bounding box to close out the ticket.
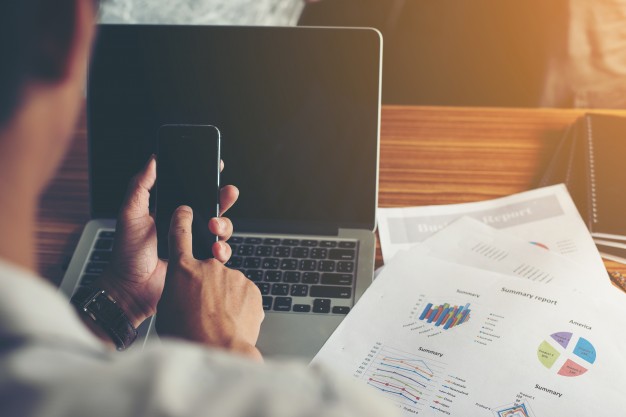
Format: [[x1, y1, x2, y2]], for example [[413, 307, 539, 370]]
[[368, 356, 434, 404], [357, 344, 446, 412]]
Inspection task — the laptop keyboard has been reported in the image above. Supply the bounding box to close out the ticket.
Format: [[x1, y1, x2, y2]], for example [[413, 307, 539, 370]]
[[226, 236, 357, 314], [78, 230, 115, 287], [78, 230, 357, 316]]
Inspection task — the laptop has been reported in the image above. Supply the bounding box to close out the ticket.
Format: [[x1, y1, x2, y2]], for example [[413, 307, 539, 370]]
[[59, 25, 382, 359]]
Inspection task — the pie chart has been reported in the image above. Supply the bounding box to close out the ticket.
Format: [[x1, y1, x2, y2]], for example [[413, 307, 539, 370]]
[[537, 332, 596, 377]]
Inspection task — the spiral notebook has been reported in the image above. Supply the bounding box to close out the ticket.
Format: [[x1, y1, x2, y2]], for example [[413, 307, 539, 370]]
[[540, 114, 626, 262]]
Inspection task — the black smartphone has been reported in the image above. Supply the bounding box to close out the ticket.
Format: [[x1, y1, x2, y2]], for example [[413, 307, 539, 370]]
[[156, 125, 221, 260]]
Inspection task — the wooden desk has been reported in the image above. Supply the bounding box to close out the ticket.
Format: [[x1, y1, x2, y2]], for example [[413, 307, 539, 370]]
[[38, 106, 626, 287]]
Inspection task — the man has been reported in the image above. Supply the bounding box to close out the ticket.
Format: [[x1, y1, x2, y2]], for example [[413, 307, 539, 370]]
[[0, 1, 396, 416], [541, 0, 626, 108]]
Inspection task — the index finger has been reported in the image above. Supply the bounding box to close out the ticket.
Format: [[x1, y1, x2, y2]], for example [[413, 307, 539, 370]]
[[169, 205, 194, 261]]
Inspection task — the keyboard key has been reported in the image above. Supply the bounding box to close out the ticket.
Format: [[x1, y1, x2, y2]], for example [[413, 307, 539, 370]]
[[337, 261, 355, 273], [226, 256, 243, 268], [310, 248, 328, 259], [300, 240, 318, 247], [265, 271, 283, 282], [292, 304, 311, 313], [255, 246, 273, 257], [291, 284, 309, 297], [280, 259, 298, 270], [86, 262, 106, 274], [80, 274, 99, 286], [302, 272, 320, 284], [283, 271, 301, 283], [243, 257, 261, 269], [321, 273, 353, 286], [94, 239, 113, 251], [256, 283, 270, 295], [262, 258, 280, 269], [274, 246, 291, 257], [320, 241, 337, 248], [271, 284, 290, 296], [310, 286, 352, 299], [98, 231, 115, 238], [338, 241, 357, 248], [237, 245, 254, 256], [318, 261, 336, 272], [262, 296, 273, 310], [329, 249, 356, 261], [90, 251, 112, 262], [292, 247, 309, 258], [245, 270, 264, 282], [229, 244, 238, 254], [332, 306, 351, 315], [282, 239, 300, 246], [245, 237, 263, 244], [263, 238, 281, 245], [273, 297, 292, 312], [229, 236, 244, 244], [313, 298, 331, 313], [299, 260, 317, 271]]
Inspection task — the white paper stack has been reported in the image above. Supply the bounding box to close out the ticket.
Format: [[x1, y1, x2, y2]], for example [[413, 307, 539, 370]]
[[312, 185, 626, 417]]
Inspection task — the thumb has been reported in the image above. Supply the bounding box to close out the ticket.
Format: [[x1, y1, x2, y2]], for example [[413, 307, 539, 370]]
[[121, 155, 156, 219], [169, 206, 194, 261]]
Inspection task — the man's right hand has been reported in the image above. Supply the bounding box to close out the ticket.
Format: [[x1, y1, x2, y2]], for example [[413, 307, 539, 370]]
[[156, 206, 265, 361]]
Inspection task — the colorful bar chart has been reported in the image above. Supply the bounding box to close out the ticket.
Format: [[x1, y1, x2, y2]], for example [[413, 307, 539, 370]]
[[419, 302, 471, 330]]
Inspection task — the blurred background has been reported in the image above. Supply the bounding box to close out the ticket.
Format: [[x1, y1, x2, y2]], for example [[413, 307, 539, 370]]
[[101, 0, 626, 109]]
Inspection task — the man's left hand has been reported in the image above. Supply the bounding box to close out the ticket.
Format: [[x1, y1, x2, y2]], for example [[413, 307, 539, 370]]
[[93, 155, 239, 328]]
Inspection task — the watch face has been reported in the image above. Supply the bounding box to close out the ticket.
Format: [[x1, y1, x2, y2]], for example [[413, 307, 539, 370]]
[[89, 293, 117, 322]]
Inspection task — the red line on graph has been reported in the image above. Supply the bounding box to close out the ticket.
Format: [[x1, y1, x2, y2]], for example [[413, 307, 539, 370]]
[[368, 378, 421, 401]]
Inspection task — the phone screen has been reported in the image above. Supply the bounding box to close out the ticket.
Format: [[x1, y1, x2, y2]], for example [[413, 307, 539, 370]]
[[156, 125, 221, 260]]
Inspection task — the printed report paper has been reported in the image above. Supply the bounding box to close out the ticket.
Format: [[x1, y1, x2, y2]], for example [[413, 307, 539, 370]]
[[417, 217, 593, 289], [377, 185, 607, 285], [312, 250, 626, 417]]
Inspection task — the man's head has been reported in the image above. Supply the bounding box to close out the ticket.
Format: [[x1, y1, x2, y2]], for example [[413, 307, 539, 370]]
[[0, 0, 97, 194]]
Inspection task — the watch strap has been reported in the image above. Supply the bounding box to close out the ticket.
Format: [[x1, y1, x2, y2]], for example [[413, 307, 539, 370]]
[[71, 286, 138, 351]]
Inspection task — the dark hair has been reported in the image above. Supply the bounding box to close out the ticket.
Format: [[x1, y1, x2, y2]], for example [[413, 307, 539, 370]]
[[0, 0, 99, 127]]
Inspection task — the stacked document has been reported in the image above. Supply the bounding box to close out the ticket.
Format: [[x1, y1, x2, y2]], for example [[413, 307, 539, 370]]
[[312, 185, 626, 417]]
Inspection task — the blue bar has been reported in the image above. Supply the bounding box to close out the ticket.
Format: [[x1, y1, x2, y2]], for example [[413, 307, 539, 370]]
[[443, 311, 457, 330], [435, 307, 451, 326], [419, 303, 433, 320], [427, 306, 440, 323], [459, 308, 470, 324]]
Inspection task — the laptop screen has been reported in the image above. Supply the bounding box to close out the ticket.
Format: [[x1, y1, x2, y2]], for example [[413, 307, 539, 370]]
[[88, 25, 381, 234]]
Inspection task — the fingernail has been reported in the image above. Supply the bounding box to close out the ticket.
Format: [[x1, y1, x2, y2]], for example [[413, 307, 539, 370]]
[[215, 217, 225, 230], [215, 241, 226, 257]]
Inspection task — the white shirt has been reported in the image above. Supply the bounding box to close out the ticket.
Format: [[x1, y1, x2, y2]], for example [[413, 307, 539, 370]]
[[100, 0, 304, 26], [0, 259, 398, 417]]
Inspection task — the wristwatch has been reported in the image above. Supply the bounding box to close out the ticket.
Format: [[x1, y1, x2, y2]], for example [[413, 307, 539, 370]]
[[70, 286, 138, 351]]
